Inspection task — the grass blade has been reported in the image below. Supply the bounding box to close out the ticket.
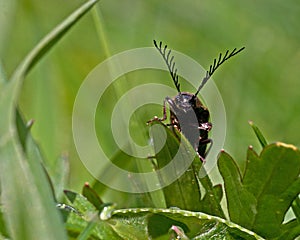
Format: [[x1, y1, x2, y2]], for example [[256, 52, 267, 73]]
[[249, 121, 268, 148], [0, 1, 99, 239]]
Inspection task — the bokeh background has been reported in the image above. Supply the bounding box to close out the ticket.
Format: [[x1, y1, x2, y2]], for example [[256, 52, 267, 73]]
[[1, 0, 300, 191]]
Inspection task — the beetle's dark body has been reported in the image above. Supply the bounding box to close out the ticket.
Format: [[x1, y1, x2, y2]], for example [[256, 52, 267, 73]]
[[150, 40, 244, 160], [167, 92, 211, 158]]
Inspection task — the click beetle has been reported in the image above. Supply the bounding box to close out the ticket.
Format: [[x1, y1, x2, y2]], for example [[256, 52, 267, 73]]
[[148, 40, 244, 161]]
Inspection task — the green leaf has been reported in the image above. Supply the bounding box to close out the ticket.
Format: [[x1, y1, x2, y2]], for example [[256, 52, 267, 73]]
[[277, 219, 300, 240], [61, 191, 264, 240], [218, 143, 300, 239], [82, 182, 104, 211], [49, 153, 70, 201], [15, 108, 34, 151], [150, 121, 224, 217], [61, 191, 120, 239], [0, 1, 99, 239], [109, 208, 264, 240], [217, 150, 257, 227], [64, 190, 98, 219], [198, 183, 224, 216], [197, 169, 225, 218], [249, 121, 268, 148], [0, 206, 9, 239], [292, 197, 300, 222], [150, 121, 202, 211]]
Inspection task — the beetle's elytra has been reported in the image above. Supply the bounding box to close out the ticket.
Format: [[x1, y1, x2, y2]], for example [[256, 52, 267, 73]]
[[148, 40, 245, 160]]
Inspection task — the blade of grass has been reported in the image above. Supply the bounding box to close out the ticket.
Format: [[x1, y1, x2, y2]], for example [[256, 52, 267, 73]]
[[248, 121, 268, 148], [10, 0, 99, 95], [91, 6, 111, 58], [0, 1, 99, 239]]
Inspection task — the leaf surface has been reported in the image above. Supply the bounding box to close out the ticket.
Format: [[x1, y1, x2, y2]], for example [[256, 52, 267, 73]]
[[218, 143, 300, 239]]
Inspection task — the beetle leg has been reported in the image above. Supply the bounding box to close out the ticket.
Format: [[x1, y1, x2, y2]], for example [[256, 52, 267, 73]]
[[197, 152, 206, 163], [198, 122, 212, 132], [199, 138, 213, 158], [147, 97, 172, 124]]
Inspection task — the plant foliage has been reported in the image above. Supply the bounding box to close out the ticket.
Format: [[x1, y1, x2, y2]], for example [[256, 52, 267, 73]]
[[1, 1, 300, 239]]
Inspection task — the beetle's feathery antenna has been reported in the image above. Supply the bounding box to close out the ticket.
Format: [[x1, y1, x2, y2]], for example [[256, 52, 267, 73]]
[[153, 40, 181, 93], [194, 47, 245, 97]]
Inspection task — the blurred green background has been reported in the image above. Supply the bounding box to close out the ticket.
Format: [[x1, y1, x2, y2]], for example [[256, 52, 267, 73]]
[[1, 0, 300, 191]]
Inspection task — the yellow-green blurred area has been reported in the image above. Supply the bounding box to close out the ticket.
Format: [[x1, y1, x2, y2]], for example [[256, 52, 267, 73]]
[[1, 0, 300, 190]]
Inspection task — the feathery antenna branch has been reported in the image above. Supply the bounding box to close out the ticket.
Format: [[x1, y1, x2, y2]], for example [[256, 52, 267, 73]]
[[194, 47, 245, 97], [153, 40, 181, 93]]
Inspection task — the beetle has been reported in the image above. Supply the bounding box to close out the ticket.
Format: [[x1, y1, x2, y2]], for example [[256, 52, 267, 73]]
[[148, 40, 245, 161]]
